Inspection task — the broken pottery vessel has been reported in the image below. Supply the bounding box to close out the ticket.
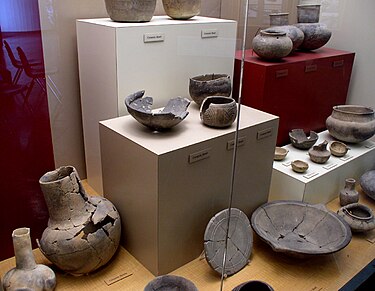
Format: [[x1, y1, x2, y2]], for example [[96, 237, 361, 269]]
[[125, 90, 190, 131], [200, 96, 237, 128], [144, 275, 198, 291], [251, 200, 352, 257], [337, 203, 375, 232], [289, 129, 318, 149], [308, 140, 331, 164], [2, 228, 56, 291], [38, 166, 121, 275], [339, 178, 359, 207]]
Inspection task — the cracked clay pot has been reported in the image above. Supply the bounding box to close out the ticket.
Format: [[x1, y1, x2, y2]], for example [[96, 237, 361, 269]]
[[38, 166, 121, 275]]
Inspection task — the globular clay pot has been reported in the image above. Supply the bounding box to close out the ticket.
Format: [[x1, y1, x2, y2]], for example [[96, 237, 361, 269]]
[[2, 228, 56, 291], [308, 140, 331, 164], [337, 203, 375, 232], [200, 96, 237, 128], [162, 0, 201, 20], [38, 166, 121, 275], [189, 74, 231, 106], [297, 4, 321, 23], [144, 275, 198, 291], [295, 23, 331, 50], [360, 170, 375, 200], [269, 13, 304, 51], [105, 0, 156, 22], [252, 29, 293, 60], [326, 105, 375, 143], [232, 280, 274, 291], [339, 178, 359, 206]]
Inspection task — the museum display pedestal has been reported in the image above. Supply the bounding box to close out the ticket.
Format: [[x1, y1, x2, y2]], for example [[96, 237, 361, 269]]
[[76, 16, 237, 194], [269, 131, 375, 204], [232, 48, 355, 146], [99, 105, 278, 275]]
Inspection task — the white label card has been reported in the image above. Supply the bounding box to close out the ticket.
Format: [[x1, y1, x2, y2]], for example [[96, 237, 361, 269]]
[[143, 33, 165, 43], [201, 29, 218, 38]]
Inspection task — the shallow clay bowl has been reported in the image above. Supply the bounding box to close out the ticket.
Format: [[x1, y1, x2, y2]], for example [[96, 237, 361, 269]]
[[289, 129, 318, 149], [330, 141, 349, 157], [251, 200, 352, 257], [125, 90, 190, 131], [291, 160, 308, 173], [274, 147, 289, 161]]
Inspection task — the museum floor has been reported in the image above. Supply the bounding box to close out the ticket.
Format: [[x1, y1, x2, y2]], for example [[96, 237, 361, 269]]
[[0, 180, 374, 290]]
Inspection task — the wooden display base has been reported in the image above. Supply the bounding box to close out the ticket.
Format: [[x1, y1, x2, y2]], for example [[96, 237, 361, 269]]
[[0, 181, 374, 290]]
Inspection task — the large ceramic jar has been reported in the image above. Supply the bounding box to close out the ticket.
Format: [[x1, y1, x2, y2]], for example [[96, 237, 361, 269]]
[[326, 105, 375, 143], [295, 23, 331, 50], [2, 228, 56, 291], [105, 0, 157, 22], [252, 29, 293, 60], [38, 166, 121, 275], [162, 0, 201, 20], [269, 13, 304, 51], [297, 4, 321, 23]]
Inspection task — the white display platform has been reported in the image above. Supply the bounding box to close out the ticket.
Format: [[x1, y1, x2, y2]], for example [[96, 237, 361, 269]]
[[269, 131, 375, 204], [77, 16, 237, 194], [99, 105, 278, 275]]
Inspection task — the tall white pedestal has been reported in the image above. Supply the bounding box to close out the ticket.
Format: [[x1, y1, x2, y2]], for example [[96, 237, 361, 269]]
[[77, 16, 237, 194], [269, 131, 375, 204], [99, 105, 278, 275]]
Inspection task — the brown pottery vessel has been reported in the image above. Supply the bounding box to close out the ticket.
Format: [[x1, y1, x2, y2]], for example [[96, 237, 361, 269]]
[[308, 140, 331, 164], [200, 96, 237, 128], [105, 0, 157, 22], [252, 29, 293, 60], [339, 178, 359, 206], [337, 203, 375, 232], [162, 0, 201, 20]]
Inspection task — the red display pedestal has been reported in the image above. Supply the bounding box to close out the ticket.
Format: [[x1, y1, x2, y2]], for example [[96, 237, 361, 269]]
[[232, 48, 355, 145]]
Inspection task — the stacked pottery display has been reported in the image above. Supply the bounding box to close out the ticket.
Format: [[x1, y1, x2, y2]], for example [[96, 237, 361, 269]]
[[269, 13, 304, 51], [105, 0, 157, 22], [252, 29, 293, 60], [2, 228, 56, 291], [294, 4, 332, 50], [38, 166, 121, 275], [162, 0, 201, 20]]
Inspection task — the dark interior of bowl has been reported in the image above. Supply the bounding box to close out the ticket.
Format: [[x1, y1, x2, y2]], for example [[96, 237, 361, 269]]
[[144, 275, 198, 291], [201, 96, 234, 112], [251, 201, 352, 256], [345, 204, 372, 220]]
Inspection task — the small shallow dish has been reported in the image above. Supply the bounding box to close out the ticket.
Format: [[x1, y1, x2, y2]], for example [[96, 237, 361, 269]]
[[125, 90, 190, 131], [274, 147, 289, 161], [291, 160, 308, 173], [289, 129, 318, 149], [330, 141, 349, 157], [251, 200, 352, 257]]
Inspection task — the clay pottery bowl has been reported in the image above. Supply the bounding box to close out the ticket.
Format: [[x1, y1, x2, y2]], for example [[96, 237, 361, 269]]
[[326, 105, 375, 143], [308, 140, 331, 164], [232, 280, 274, 291], [200, 96, 237, 128], [330, 141, 349, 157], [291, 160, 308, 173], [162, 0, 201, 20], [289, 129, 318, 149], [337, 203, 375, 232], [274, 147, 289, 161], [144, 275, 198, 291], [125, 90, 190, 131], [105, 0, 157, 22], [359, 170, 375, 200], [189, 73, 231, 106], [251, 200, 352, 257]]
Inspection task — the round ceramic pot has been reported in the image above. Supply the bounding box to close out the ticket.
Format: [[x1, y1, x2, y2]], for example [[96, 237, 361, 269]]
[[144, 275, 198, 291], [189, 74, 231, 106], [162, 0, 201, 20], [339, 178, 359, 206], [252, 29, 293, 60], [308, 140, 331, 164], [2, 228, 56, 291], [326, 105, 375, 143], [38, 166, 121, 275], [360, 170, 375, 200], [200, 96, 237, 128], [337, 203, 375, 232], [232, 280, 274, 291], [295, 23, 331, 50], [297, 4, 321, 23], [105, 0, 157, 22]]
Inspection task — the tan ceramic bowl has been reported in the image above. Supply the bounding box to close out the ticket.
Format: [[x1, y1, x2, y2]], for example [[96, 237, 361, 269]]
[[330, 141, 349, 157], [274, 147, 289, 161], [291, 160, 309, 173]]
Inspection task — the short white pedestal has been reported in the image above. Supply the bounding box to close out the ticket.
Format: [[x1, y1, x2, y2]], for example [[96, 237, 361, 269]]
[[269, 131, 375, 204], [77, 16, 237, 194], [99, 105, 278, 275]]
